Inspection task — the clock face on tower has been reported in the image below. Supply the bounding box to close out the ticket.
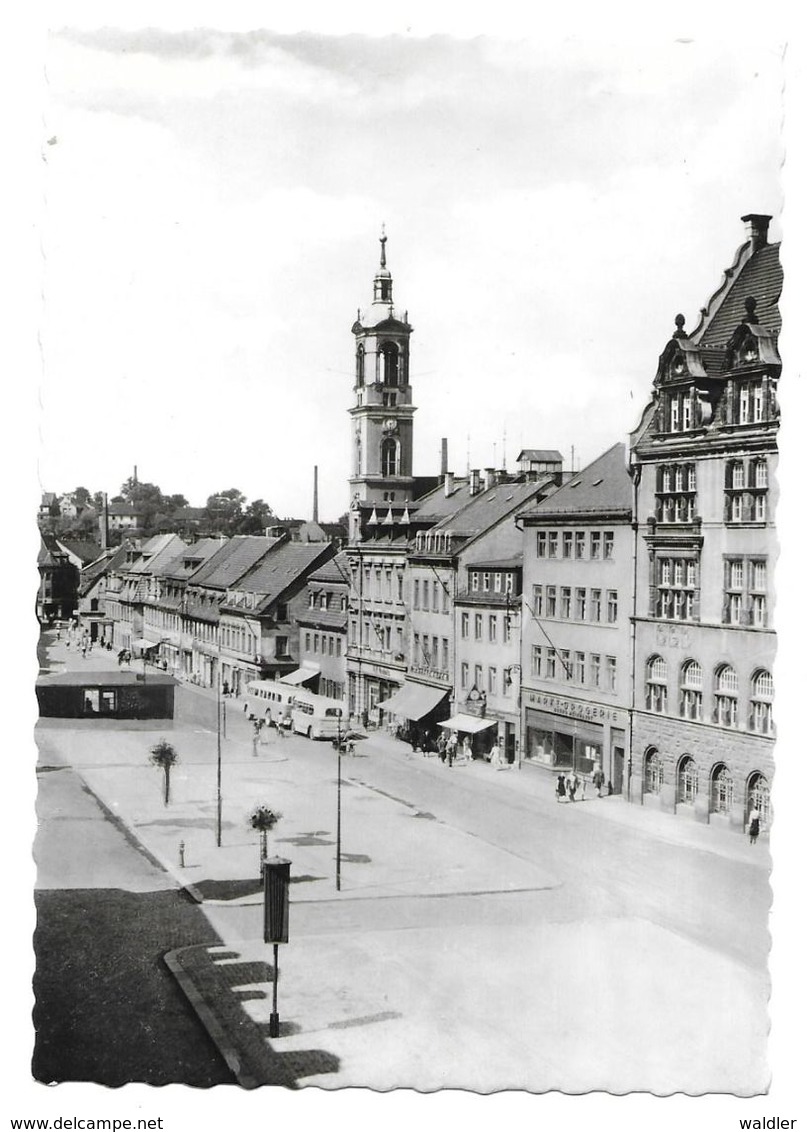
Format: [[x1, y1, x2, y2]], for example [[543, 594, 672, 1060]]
[[382, 417, 398, 435]]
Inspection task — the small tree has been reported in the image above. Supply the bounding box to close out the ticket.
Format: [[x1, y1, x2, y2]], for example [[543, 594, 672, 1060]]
[[150, 739, 179, 806], [249, 804, 282, 874]]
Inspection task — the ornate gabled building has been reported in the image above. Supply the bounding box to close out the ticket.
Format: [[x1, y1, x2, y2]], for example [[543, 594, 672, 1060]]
[[629, 213, 780, 833]]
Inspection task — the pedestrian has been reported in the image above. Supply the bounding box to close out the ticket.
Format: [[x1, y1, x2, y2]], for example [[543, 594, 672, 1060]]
[[748, 807, 761, 845], [555, 774, 566, 802], [56, 628, 61, 641], [463, 736, 473, 762], [66, 638, 70, 650], [447, 734, 457, 768], [489, 741, 502, 770], [437, 733, 447, 763], [592, 767, 605, 798], [567, 775, 577, 802], [580, 776, 587, 800]]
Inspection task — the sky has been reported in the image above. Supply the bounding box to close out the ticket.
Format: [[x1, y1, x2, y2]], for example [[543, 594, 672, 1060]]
[[38, 27, 785, 520]]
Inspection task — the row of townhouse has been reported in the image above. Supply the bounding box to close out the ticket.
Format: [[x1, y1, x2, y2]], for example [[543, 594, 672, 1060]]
[[334, 217, 779, 833], [85, 531, 338, 696]]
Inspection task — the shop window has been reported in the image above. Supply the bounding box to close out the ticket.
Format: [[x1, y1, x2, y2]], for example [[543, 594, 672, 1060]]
[[645, 655, 668, 713], [714, 664, 739, 727], [750, 669, 774, 734], [710, 763, 734, 815], [679, 659, 703, 721], [677, 754, 698, 804], [644, 748, 663, 794]]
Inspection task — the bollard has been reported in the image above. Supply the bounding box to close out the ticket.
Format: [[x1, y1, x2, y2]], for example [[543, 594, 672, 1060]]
[[179, 840, 186, 868]]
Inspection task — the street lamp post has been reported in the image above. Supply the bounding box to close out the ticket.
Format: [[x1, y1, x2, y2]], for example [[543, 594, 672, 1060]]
[[336, 709, 342, 891], [216, 674, 223, 847]]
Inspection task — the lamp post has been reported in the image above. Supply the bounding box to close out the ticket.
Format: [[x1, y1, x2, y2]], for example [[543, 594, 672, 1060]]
[[216, 673, 223, 847], [336, 708, 343, 891], [506, 663, 523, 769]]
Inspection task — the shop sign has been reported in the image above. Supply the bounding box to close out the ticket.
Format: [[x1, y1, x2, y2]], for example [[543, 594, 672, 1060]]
[[408, 665, 450, 683], [524, 690, 620, 723]]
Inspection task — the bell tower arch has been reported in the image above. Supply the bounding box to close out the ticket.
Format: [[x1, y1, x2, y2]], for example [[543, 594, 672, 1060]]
[[349, 227, 416, 509]]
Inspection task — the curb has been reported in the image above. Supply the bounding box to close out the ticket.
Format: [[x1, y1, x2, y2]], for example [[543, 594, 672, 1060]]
[[164, 945, 298, 1090]]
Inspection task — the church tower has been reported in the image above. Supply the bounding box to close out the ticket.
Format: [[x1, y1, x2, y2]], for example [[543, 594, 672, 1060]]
[[348, 228, 416, 510]]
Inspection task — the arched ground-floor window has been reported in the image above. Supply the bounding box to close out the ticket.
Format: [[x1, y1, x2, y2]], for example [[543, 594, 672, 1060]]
[[710, 762, 734, 814], [643, 747, 663, 794], [746, 771, 771, 827], [677, 754, 698, 804]]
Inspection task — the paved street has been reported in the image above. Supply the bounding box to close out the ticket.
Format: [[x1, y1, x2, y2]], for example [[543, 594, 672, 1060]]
[[33, 632, 772, 1092]]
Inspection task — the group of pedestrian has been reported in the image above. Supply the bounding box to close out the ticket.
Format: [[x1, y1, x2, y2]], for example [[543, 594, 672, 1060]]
[[556, 772, 584, 802]]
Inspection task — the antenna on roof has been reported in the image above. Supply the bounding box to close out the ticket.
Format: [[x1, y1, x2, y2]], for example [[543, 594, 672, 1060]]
[[466, 434, 471, 477], [571, 446, 575, 474], [502, 426, 507, 472]]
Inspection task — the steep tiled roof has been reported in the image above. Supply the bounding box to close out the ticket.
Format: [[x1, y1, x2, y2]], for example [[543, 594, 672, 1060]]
[[78, 544, 130, 593], [307, 550, 351, 586], [57, 538, 103, 565], [430, 476, 558, 536], [127, 534, 188, 575], [696, 242, 782, 350], [232, 542, 335, 611], [158, 537, 227, 581], [517, 449, 563, 462], [188, 535, 280, 589], [519, 443, 632, 519]]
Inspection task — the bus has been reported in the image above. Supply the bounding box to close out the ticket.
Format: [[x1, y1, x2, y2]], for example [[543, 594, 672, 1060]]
[[245, 680, 295, 728], [290, 689, 345, 740]]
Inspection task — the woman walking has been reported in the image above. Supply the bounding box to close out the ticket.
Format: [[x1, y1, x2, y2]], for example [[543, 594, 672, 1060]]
[[555, 774, 566, 802], [748, 807, 761, 845]]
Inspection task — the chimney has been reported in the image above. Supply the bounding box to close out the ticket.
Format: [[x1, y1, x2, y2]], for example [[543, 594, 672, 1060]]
[[440, 438, 448, 479], [444, 470, 455, 496], [741, 213, 771, 253], [484, 467, 497, 490], [469, 469, 480, 495], [313, 465, 319, 523], [100, 492, 109, 550]]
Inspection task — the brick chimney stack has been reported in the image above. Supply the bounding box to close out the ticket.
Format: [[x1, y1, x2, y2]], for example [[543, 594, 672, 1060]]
[[741, 213, 772, 253]]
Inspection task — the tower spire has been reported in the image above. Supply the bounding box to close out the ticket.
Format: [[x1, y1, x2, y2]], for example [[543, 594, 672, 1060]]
[[373, 224, 393, 305]]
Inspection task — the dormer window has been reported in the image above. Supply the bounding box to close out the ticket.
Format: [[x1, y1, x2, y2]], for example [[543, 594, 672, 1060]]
[[672, 354, 686, 376]]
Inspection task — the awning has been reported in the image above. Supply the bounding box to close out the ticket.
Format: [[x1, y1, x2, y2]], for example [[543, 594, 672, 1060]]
[[377, 681, 449, 721], [439, 713, 498, 734], [132, 638, 160, 652], [280, 665, 321, 686]]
